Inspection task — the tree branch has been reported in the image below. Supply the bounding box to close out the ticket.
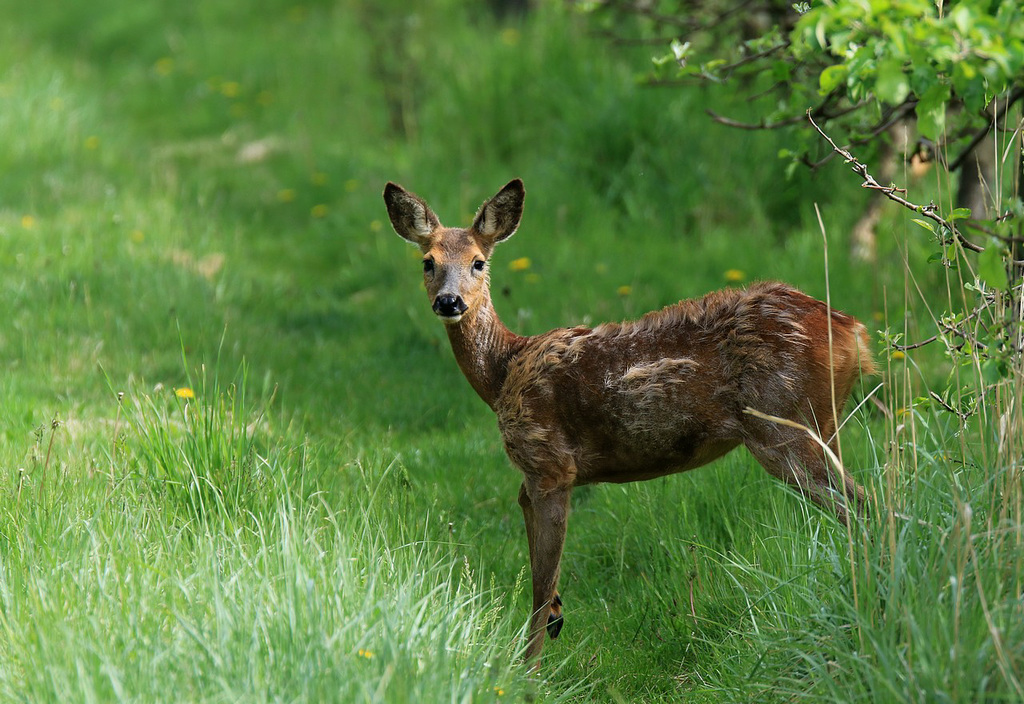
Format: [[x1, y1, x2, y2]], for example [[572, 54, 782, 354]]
[[707, 94, 861, 131], [706, 109, 807, 130], [893, 335, 938, 351], [962, 219, 1024, 244], [807, 110, 985, 253], [947, 86, 1024, 173], [928, 391, 972, 422], [800, 100, 918, 171]]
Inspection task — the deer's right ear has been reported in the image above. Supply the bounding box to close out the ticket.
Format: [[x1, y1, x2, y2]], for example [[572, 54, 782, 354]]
[[383, 182, 441, 248]]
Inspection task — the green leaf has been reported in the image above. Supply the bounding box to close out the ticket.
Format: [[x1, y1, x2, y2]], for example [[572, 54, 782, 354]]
[[771, 60, 792, 83], [977, 244, 1005, 288], [982, 359, 1007, 385], [948, 207, 972, 221], [952, 61, 977, 95], [951, 5, 974, 34], [814, 16, 828, 51], [916, 82, 951, 140], [875, 58, 909, 104], [818, 64, 848, 94], [913, 218, 936, 234]]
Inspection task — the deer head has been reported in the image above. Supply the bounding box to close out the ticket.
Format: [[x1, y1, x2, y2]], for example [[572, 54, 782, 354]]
[[383, 179, 525, 324]]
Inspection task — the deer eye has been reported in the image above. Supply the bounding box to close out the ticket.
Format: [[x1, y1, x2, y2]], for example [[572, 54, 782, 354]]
[[472, 259, 486, 272], [423, 259, 434, 274]]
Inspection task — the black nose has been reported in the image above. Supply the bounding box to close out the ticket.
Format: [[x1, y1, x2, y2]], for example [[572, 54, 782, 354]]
[[433, 294, 468, 318]]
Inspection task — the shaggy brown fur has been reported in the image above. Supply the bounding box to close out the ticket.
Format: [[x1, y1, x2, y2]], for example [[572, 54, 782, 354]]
[[384, 179, 875, 665]]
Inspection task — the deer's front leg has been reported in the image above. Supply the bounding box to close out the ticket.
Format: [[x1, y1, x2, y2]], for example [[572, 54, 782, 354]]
[[518, 481, 570, 665]]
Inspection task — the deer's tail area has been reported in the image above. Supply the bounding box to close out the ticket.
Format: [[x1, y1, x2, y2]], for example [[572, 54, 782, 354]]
[[853, 321, 878, 378]]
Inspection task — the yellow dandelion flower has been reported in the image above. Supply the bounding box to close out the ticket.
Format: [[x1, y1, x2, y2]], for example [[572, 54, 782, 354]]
[[509, 257, 531, 272], [891, 350, 905, 360], [311, 204, 329, 218], [84, 136, 100, 150], [175, 387, 195, 399], [594, 262, 608, 274], [130, 230, 145, 243], [724, 269, 745, 283], [154, 57, 174, 76], [494, 686, 505, 696], [500, 27, 520, 46], [21, 215, 36, 230], [277, 188, 296, 203], [344, 179, 360, 193], [617, 285, 632, 296], [220, 81, 241, 98], [357, 649, 374, 659], [872, 311, 884, 322], [311, 171, 328, 186]]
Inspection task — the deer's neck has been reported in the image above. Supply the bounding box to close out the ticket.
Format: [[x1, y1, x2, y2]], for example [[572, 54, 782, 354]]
[[445, 297, 524, 409]]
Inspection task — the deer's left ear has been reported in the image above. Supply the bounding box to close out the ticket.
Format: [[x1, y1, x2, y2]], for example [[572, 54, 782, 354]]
[[472, 179, 525, 245]]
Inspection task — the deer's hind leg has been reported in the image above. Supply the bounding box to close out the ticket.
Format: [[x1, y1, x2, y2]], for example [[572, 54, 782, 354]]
[[518, 481, 570, 665], [743, 421, 866, 525]]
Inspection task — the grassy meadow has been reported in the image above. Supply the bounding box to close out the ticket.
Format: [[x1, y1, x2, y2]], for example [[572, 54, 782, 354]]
[[1, 1, 1022, 701]]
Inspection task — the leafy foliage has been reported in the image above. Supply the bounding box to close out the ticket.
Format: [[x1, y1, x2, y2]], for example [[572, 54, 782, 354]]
[[587, 1, 1024, 163], [792, 0, 1023, 146]]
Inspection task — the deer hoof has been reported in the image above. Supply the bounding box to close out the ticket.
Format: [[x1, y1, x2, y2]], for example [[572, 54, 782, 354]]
[[546, 594, 564, 639], [546, 612, 564, 639]]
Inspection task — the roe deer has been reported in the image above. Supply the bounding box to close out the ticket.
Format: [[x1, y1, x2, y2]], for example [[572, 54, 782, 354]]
[[383, 178, 876, 664]]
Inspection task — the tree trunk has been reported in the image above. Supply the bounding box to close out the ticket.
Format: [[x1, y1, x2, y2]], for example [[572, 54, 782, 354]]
[[956, 132, 996, 221], [489, 0, 529, 19]]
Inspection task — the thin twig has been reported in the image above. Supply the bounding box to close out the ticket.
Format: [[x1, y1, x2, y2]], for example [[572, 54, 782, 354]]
[[715, 97, 904, 169], [962, 219, 1024, 243], [893, 335, 938, 351], [807, 111, 985, 253], [706, 109, 808, 130], [895, 309, 988, 356], [39, 416, 60, 501], [714, 42, 789, 77], [707, 95, 864, 131], [798, 102, 917, 170], [928, 391, 972, 422]]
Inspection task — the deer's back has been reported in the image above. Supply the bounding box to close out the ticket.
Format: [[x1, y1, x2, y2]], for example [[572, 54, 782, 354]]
[[494, 282, 871, 489]]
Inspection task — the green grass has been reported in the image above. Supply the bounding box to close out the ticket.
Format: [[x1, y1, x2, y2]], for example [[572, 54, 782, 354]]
[[1, 0, 1022, 701]]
